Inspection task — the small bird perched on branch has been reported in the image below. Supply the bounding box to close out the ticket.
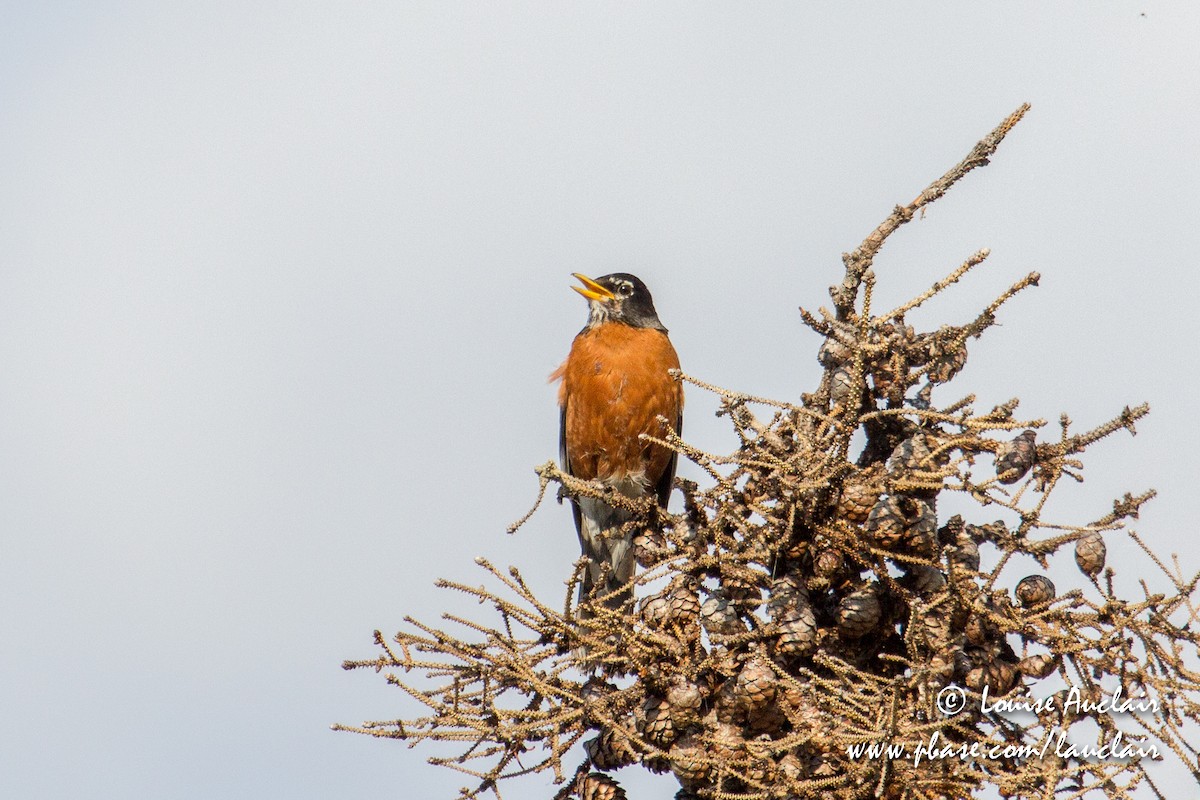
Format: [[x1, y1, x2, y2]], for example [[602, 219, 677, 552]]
[[552, 273, 683, 616]]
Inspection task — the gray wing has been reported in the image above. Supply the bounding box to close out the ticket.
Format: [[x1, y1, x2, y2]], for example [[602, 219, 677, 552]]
[[560, 404, 583, 535]]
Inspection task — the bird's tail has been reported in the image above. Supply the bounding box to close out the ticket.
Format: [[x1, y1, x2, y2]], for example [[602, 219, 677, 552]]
[[576, 497, 636, 619]]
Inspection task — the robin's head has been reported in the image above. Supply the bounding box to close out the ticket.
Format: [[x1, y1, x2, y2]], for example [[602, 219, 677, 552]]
[[571, 273, 667, 332]]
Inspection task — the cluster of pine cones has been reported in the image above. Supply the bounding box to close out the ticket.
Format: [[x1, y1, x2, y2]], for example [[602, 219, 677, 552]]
[[571, 316, 1109, 799]]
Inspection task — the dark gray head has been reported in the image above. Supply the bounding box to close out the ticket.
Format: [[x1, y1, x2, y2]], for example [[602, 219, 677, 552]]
[[570, 272, 667, 332]]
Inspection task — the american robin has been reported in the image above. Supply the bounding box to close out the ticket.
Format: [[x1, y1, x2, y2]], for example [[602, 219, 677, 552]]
[[551, 273, 683, 615]]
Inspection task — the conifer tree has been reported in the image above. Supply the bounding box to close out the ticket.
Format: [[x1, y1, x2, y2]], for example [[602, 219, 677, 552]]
[[339, 105, 1200, 800]]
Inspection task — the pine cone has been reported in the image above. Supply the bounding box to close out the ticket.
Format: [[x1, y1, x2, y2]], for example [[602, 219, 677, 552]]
[[963, 613, 999, 646], [642, 750, 671, 775], [632, 528, 669, 568], [708, 722, 747, 766], [829, 365, 855, 406], [768, 574, 818, 656], [735, 657, 778, 714], [768, 573, 806, 614], [1074, 532, 1106, 577], [904, 498, 939, 556], [740, 735, 779, 784], [903, 563, 947, 596], [671, 515, 700, 547], [838, 470, 882, 523], [665, 576, 701, 624], [637, 696, 677, 748], [639, 593, 669, 628], [643, 577, 701, 641], [1014, 575, 1055, 608], [888, 433, 932, 474], [712, 677, 744, 724], [1017, 653, 1059, 680], [813, 548, 844, 579], [585, 729, 638, 771], [995, 430, 1037, 484], [918, 608, 955, 651], [837, 587, 882, 638], [576, 772, 627, 800], [668, 733, 711, 787], [865, 495, 906, 548], [929, 652, 955, 680], [700, 591, 744, 638], [665, 675, 704, 728], [966, 660, 1019, 695], [721, 575, 764, 610], [777, 613, 819, 657], [818, 334, 852, 367], [778, 681, 822, 727]]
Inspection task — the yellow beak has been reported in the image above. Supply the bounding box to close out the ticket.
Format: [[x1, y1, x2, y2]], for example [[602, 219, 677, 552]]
[[571, 273, 615, 302]]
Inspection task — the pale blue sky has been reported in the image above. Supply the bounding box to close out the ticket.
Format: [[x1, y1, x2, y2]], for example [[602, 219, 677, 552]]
[[2, 3, 1198, 798]]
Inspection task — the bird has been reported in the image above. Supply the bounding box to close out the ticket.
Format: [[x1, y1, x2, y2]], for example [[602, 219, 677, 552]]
[[551, 273, 683, 617]]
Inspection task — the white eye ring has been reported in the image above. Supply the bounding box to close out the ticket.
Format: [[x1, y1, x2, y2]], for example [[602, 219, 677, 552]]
[[619, 282, 633, 296]]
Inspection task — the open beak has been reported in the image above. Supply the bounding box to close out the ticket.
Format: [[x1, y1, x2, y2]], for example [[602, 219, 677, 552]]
[[571, 273, 615, 302]]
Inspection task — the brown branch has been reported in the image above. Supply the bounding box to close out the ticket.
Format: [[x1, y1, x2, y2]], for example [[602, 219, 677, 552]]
[[831, 103, 1030, 319]]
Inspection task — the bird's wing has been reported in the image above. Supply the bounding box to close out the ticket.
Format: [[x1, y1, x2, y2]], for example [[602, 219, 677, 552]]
[[654, 406, 681, 509], [560, 402, 583, 535]]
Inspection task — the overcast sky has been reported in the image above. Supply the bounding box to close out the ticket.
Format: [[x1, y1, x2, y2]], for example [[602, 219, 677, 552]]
[[3, 3, 1199, 798]]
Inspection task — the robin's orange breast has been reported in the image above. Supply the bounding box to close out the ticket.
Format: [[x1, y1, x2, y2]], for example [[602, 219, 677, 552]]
[[553, 323, 682, 489]]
